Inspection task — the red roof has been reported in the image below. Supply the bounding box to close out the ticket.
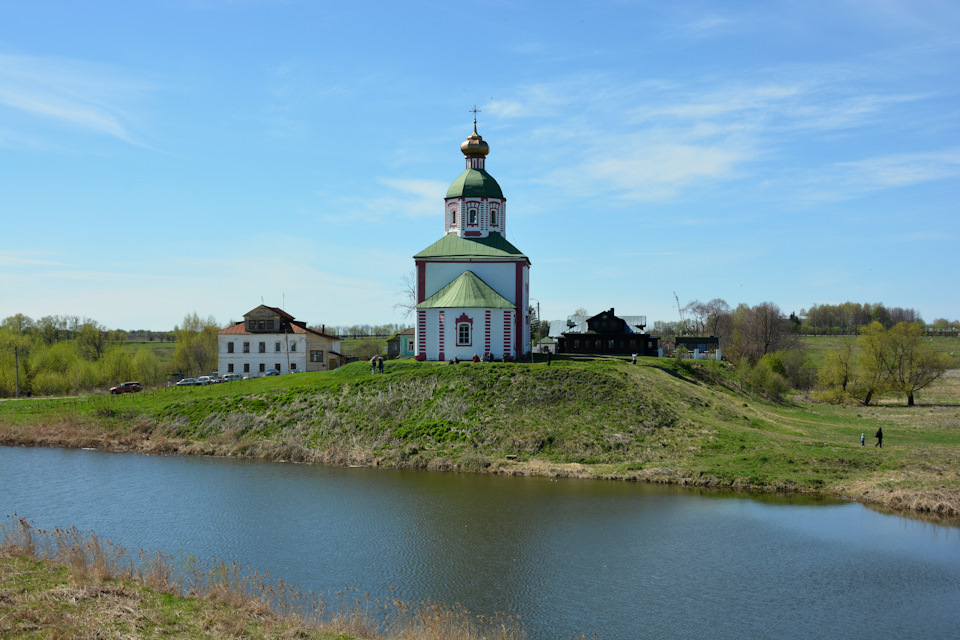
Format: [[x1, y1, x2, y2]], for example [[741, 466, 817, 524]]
[[218, 320, 338, 340]]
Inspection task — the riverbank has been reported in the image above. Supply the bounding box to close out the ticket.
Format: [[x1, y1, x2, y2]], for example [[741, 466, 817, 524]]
[[2, 359, 958, 520], [0, 517, 523, 640]]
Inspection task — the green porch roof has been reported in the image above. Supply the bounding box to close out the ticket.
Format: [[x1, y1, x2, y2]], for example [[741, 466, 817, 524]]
[[445, 168, 504, 199], [416, 271, 515, 310], [414, 232, 528, 261]]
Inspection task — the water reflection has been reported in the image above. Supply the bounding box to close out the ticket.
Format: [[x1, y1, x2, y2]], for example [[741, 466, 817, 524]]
[[2, 446, 958, 640]]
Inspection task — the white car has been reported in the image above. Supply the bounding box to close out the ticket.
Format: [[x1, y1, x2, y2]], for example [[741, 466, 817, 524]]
[[196, 376, 213, 385], [221, 373, 243, 382]]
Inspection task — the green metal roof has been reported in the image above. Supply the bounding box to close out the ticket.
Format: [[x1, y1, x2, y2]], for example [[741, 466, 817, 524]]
[[445, 168, 504, 199], [416, 271, 515, 309], [414, 232, 528, 261]]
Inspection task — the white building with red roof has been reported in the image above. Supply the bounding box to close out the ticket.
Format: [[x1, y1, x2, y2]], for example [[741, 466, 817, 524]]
[[217, 305, 342, 377]]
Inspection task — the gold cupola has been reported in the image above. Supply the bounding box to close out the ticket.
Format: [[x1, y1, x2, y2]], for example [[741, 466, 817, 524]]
[[460, 121, 490, 158]]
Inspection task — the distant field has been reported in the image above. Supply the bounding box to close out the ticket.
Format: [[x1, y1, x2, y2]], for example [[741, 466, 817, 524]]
[[801, 335, 960, 369], [122, 341, 176, 361]]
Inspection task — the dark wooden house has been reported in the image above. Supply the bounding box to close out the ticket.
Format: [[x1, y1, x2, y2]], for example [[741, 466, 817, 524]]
[[557, 308, 659, 357]]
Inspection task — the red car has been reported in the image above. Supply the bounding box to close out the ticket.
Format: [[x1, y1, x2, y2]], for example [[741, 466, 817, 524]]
[[109, 381, 142, 394]]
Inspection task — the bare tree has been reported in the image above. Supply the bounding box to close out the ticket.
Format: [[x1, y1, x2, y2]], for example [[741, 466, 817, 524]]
[[730, 302, 799, 363], [393, 271, 418, 318]]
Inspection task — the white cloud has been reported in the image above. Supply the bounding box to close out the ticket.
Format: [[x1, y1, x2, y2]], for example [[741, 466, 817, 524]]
[[0, 251, 69, 268], [0, 54, 155, 148], [798, 148, 960, 200]]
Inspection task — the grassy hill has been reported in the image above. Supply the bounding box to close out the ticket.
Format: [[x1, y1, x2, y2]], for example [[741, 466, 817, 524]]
[[1, 357, 958, 520]]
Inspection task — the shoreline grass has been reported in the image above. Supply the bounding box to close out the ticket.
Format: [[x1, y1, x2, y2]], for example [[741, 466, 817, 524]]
[[0, 515, 526, 640], [2, 358, 958, 522]]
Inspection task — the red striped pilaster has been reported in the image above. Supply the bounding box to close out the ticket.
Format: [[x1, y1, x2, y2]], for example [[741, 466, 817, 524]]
[[438, 310, 445, 362], [484, 310, 491, 354]]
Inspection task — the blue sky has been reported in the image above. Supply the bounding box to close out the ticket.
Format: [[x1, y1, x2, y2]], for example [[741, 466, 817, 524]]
[[2, 0, 958, 331]]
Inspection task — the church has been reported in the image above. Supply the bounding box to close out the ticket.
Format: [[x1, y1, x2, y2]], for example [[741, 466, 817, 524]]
[[413, 121, 531, 361]]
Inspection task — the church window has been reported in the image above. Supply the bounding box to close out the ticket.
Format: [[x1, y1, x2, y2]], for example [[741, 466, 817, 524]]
[[451, 209, 457, 224], [457, 322, 471, 346], [490, 209, 497, 225], [468, 209, 478, 224]]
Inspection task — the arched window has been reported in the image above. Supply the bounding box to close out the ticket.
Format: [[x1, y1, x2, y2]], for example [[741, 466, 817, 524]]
[[450, 208, 457, 224], [455, 313, 473, 346], [468, 208, 478, 225], [458, 322, 471, 345], [490, 209, 497, 225]]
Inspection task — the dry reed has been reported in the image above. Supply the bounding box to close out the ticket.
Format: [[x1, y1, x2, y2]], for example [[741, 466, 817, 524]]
[[1, 514, 527, 640]]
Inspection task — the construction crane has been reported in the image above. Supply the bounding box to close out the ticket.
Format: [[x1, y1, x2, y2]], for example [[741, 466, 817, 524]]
[[674, 291, 685, 335]]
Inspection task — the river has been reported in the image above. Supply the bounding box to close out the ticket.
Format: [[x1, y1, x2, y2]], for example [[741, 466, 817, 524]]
[[1, 446, 958, 639]]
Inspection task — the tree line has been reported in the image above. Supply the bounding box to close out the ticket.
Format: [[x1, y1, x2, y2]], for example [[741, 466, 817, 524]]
[[0, 313, 222, 397], [554, 299, 954, 407]]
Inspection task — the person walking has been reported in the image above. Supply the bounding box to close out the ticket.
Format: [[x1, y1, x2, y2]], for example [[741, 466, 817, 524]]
[[860, 433, 865, 446], [875, 427, 883, 448], [370, 355, 377, 374], [378, 356, 384, 374], [631, 352, 638, 365]]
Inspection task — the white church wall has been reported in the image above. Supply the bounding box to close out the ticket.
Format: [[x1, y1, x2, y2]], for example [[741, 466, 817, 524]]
[[416, 308, 511, 361], [423, 261, 519, 302]]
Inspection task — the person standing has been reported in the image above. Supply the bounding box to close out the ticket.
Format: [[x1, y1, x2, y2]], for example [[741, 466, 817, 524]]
[[371, 355, 377, 374], [860, 433, 865, 446], [875, 427, 883, 448], [378, 356, 384, 374], [631, 353, 638, 365]]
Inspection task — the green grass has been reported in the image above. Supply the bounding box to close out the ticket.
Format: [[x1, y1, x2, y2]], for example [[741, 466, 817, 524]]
[[800, 335, 960, 368], [1, 356, 958, 519]]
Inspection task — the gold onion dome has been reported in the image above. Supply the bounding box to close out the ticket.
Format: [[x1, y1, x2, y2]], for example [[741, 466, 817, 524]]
[[460, 122, 489, 157]]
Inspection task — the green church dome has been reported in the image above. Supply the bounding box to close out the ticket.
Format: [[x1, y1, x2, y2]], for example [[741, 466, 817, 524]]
[[445, 168, 504, 199]]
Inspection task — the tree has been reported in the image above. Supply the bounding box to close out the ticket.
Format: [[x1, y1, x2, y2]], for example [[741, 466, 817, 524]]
[[173, 313, 220, 376], [729, 302, 799, 364], [76, 319, 119, 360], [393, 271, 418, 318], [703, 298, 731, 338], [682, 300, 708, 335], [884, 322, 950, 406], [854, 322, 891, 406], [817, 339, 857, 395]]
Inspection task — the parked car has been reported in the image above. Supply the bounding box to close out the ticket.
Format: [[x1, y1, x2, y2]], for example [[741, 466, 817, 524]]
[[263, 369, 281, 376], [176, 378, 199, 387], [221, 373, 243, 382], [109, 381, 142, 394], [196, 376, 213, 385]]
